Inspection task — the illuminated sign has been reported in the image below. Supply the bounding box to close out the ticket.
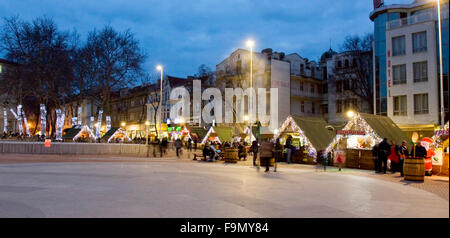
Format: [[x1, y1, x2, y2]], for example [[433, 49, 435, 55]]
[[434, 130, 449, 136], [337, 130, 366, 135]]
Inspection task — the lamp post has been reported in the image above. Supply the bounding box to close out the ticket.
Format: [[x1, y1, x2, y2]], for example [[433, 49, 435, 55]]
[[157, 65, 163, 139], [246, 40, 255, 127], [437, 0, 445, 126], [145, 120, 150, 145]]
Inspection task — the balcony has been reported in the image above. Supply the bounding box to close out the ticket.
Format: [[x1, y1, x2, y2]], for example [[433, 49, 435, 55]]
[[387, 10, 449, 30]]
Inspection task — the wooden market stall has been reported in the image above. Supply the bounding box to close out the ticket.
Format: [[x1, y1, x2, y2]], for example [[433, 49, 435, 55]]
[[431, 122, 449, 176], [201, 126, 234, 144], [274, 116, 335, 164], [101, 127, 131, 143], [325, 113, 408, 170], [63, 125, 96, 142]]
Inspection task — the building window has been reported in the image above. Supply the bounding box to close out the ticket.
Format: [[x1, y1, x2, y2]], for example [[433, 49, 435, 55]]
[[0, 64, 2, 73], [310, 84, 315, 93], [344, 59, 349, 68], [412, 31, 427, 53], [337, 61, 342, 68], [336, 100, 342, 113], [352, 58, 357, 67], [343, 80, 350, 91], [300, 64, 304, 75], [393, 95, 407, 116], [414, 94, 429, 114], [312, 102, 315, 114], [393, 64, 407, 85], [301, 101, 305, 113], [300, 81, 304, 91], [413, 61, 428, 82], [392, 36, 406, 56], [336, 81, 342, 93]]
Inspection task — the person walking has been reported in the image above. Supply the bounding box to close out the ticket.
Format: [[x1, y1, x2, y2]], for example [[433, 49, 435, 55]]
[[174, 138, 183, 158], [378, 138, 391, 174], [251, 140, 259, 167], [321, 150, 328, 171], [260, 139, 274, 172], [399, 140, 409, 177], [274, 139, 283, 172], [161, 137, 169, 156], [388, 141, 400, 174], [285, 136, 293, 164]]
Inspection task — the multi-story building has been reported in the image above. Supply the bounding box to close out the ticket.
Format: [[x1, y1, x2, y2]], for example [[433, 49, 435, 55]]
[[110, 85, 156, 138], [326, 50, 373, 124], [216, 48, 291, 128], [370, 0, 449, 138], [285, 53, 327, 118]]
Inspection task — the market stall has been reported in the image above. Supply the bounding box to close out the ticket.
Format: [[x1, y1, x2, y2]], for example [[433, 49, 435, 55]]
[[274, 116, 335, 164], [63, 125, 96, 142], [102, 127, 131, 143], [184, 126, 208, 143], [430, 122, 449, 176], [201, 126, 234, 144], [325, 113, 408, 170]]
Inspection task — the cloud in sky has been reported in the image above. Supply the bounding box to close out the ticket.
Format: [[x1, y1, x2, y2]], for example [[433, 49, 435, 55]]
[[0, 0, 416, 78]]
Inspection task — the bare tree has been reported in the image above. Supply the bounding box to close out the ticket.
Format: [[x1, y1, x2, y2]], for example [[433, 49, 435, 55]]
[[0, 16, 77, 136], [79, 25, 146, 115], [331, 33, 374, 113]]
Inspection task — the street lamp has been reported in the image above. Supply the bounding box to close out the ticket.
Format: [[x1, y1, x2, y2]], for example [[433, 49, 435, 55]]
[[246, 39, 255, 92], [157, 65, 164, 139], [436, 0, 445, 126], [121, 122, 126, 127], [346, 110, 355, 118]]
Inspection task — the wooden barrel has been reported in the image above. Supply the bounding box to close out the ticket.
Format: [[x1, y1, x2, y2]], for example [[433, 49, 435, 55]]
[[224, 148, 238, 163], [404, 157, 425, 181], [260, 157, 275, 167]]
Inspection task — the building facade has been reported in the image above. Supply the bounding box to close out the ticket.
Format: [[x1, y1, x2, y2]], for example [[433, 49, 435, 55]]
[[370, 0, 449, 137]]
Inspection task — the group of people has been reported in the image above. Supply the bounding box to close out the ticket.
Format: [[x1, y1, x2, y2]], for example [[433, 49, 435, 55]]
[[372, 138, 428, 176]]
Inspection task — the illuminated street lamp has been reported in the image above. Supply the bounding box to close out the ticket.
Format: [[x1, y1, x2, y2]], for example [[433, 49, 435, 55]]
[[157, 65, 164, 139], [121, 122, 126, 127], [436, 0, 445, 126], [346, 110, 355, 118], [246, 39, 255, 93]]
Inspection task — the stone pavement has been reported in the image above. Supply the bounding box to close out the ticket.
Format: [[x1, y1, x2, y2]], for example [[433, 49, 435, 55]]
[[0, 149, 448, 202], [0, 159, 448, 218]]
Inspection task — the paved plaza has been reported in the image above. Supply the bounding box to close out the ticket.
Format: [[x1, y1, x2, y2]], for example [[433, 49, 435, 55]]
[[0, 154, 448, 218]]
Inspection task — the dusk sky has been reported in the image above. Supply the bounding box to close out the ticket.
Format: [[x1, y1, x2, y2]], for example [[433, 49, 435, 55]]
[[1, 0, 413, 79]]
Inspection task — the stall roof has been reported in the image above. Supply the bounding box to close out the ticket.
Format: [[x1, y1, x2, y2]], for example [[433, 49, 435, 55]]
[[213, 126, 234, 142], [359, 113, 408, 144], [63, 127, 81, 140], [186, 126, 208, 138], [277, 116, 335, 151], [101, 127, 120, 141], [292, 116, 335, 151]]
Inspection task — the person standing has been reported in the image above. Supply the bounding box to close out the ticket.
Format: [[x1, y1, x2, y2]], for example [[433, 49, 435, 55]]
[[413, 141, 427, 159], [399, 140, 409, 177], [238, 142, 246, 161], [260, 139, 274, 172], [285, 136, 293, 164], [187, 138, 192, 152], [372, 143, 380, 173], [174, 138, 182, 158], [251, 140, 259, 167], [378, 138, 391, 174]]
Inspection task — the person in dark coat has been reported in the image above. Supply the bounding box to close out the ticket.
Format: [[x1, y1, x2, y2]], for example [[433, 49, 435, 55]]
[[174, 138, 183, 157], [378, 138, 391, 174], [238, 142, 247, 161], [413, 141, 427, 159], [285, 136, 293, 164], [274, 139, 283, 172], [250, 140, 259, 167], [372, 143, 380, 173], [398, 140, 409, 177]]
